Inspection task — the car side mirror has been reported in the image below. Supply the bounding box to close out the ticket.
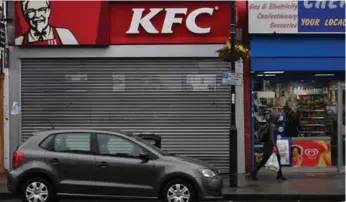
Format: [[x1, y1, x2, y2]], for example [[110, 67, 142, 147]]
[[138, 154, 150, 162]]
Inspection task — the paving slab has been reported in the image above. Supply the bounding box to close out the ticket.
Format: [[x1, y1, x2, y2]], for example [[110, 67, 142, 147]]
[[222, 171, 345, 201]]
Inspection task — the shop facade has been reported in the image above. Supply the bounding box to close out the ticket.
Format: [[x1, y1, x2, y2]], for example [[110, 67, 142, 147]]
[[7, 1, 249, 173], [248, 1, 345, 170]]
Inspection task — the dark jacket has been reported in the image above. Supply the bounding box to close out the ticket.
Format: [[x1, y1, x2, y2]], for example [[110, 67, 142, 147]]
[[286, 110, 299, 137], [260, 111, 279, 155], [261, 122, 277, 155]]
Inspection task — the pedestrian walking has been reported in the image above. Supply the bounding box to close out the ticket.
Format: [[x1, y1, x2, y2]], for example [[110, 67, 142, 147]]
[[251, 110, 287, 181]]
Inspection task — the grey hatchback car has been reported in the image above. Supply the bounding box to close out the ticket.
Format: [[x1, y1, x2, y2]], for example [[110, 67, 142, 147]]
[[7, 129, 223, 202]]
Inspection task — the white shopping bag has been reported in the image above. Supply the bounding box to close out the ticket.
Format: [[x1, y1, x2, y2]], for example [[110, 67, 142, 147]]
[[265, 153, 280, 172]]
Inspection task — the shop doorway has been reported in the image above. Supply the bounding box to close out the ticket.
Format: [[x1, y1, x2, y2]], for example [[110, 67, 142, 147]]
[[252, 71, 345, 170]]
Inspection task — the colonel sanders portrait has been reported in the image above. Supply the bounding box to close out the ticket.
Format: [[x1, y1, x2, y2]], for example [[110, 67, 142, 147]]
[[15, 0, 79, 45]]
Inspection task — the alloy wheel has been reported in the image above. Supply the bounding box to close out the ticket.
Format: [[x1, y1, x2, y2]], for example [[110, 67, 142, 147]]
[[167, 183, 190, 202], [25, 182, 49, 202]]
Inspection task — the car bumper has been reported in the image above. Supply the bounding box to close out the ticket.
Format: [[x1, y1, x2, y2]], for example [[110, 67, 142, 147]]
[[197, 175, 223, 201], [5, 169, 14, 193], [5, 169, 20, 194]]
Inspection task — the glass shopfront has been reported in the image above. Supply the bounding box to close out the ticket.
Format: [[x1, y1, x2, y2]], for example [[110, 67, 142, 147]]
[[252, 72, 345, 169]]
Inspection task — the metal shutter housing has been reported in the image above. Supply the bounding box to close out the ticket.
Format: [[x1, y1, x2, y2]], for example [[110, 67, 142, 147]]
[[20, 58, 231, 172]]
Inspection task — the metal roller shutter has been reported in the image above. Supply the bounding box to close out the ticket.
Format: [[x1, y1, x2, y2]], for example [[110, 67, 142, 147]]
[[21, 58, 232, 172]]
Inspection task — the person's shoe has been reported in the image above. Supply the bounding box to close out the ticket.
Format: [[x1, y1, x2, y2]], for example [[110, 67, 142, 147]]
[[276, 173, 287, 181], [251, 171, 258, 180]]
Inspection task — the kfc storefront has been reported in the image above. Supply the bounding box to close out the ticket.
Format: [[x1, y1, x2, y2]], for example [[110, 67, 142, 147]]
[[7, 1, 249, 173]]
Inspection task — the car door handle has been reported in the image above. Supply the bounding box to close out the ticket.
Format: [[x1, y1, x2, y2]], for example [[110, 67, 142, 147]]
[[49, 158, 60, 164], [99, 161, 108, 168]]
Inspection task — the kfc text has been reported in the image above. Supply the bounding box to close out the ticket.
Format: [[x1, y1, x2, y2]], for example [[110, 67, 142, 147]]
[[126, 7, 218, 34]]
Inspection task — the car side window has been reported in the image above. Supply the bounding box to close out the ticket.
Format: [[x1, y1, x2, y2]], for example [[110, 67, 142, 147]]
[[39, 135, 55, 150], [53, 133, 91, 154], [96, 134, 146, 158]]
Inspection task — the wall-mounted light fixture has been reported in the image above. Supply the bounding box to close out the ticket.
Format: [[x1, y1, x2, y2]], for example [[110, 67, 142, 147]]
[[263, 71, 285, 74], [315, 74, 335, 76]]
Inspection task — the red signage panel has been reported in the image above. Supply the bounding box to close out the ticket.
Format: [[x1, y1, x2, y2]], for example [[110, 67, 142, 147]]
[[110, 1, 231, 44], [291, 139, 331, 167], [15, 0, 109, 46]]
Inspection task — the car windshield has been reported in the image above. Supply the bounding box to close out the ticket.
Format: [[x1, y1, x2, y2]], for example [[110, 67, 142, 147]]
[[128, 134, 171, 156]]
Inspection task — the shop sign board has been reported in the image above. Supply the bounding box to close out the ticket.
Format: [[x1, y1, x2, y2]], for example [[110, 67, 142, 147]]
[[248, 0, 345, 34], [110, 2, 231, 44], [291, 139, 331, 167], [14, 1, 246, 46]]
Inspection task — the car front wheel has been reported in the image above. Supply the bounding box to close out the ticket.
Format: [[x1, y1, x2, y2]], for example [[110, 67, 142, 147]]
[[21, 177, 55, 202], [162, 179, 196, 202]]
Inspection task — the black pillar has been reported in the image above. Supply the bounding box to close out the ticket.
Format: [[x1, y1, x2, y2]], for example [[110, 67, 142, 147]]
[[229, 0, 238, 187]]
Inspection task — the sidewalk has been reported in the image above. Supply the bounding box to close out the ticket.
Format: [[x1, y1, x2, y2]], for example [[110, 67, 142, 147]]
[[0, 172, 344, 201], [222, 171, 345, 201], [0, 175, 12, 199]]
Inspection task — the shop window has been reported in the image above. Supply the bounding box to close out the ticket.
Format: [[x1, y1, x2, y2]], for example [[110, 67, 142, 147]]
[[253, 79, 339, 167]]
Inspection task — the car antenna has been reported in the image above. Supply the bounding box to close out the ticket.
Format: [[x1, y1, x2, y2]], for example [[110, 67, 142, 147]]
[[46, 119, 54, 129]]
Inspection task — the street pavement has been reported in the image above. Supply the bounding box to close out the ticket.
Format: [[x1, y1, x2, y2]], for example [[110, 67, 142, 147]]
[[1, 200, 344, 202], [0, 172, 344, 201]]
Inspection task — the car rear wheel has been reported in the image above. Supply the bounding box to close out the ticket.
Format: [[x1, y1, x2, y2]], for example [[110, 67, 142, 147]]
[[162, 179, 196, 202], [21, 177, 55, 202]]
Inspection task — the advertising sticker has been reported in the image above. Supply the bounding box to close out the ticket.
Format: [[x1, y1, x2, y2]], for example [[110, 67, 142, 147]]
[[291, 139, 331, 167]]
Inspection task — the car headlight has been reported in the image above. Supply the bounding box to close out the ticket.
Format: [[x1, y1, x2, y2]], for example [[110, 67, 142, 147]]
[[200, 169, 217, 178]]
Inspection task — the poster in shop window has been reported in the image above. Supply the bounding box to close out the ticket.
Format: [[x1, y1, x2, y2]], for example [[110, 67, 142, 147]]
[[291, 139, 331, 167], [15, 0, 109, 46], [276, 138, 291, 166]]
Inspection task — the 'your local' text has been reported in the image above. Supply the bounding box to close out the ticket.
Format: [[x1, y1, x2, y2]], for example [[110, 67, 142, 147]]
[[301, 18, 345, 27]]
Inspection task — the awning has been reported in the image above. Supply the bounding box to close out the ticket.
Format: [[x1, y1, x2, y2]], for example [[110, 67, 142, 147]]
[[251, 58, 345, 72], [250, 35, 345, 72]]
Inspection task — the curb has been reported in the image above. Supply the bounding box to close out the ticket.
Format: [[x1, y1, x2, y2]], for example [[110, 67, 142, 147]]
[[223, 193, 346, 201]]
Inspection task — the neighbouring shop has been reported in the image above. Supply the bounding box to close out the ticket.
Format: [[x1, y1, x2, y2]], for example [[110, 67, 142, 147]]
[[248, 1, 345, 170], [0, 0, 8, 174], [8, 1, 249, 173]]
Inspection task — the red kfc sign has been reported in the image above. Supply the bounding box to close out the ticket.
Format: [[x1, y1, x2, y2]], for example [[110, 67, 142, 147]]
[[110, 2, 231, 44], [14, 1, 243, 46]]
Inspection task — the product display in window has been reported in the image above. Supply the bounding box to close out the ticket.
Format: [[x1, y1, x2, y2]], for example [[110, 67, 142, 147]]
[[297, 94, 326, 137], [253, 79, 341, 168]]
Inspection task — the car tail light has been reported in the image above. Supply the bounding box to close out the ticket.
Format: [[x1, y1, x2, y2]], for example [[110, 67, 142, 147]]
[[12, 152, 24, 169]]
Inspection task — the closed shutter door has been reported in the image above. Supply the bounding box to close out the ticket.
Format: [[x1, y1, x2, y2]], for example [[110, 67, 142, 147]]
[[21, 58, 232, 172]]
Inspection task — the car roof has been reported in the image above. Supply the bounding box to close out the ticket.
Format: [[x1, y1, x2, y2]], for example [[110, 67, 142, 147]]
[[33, 129, 128, 137]]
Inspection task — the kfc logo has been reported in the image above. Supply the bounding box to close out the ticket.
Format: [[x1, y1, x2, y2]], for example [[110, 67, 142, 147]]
[[126, 7, 217, 34], [16, 0, 78, 45], [304, 149, 319, 158]]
